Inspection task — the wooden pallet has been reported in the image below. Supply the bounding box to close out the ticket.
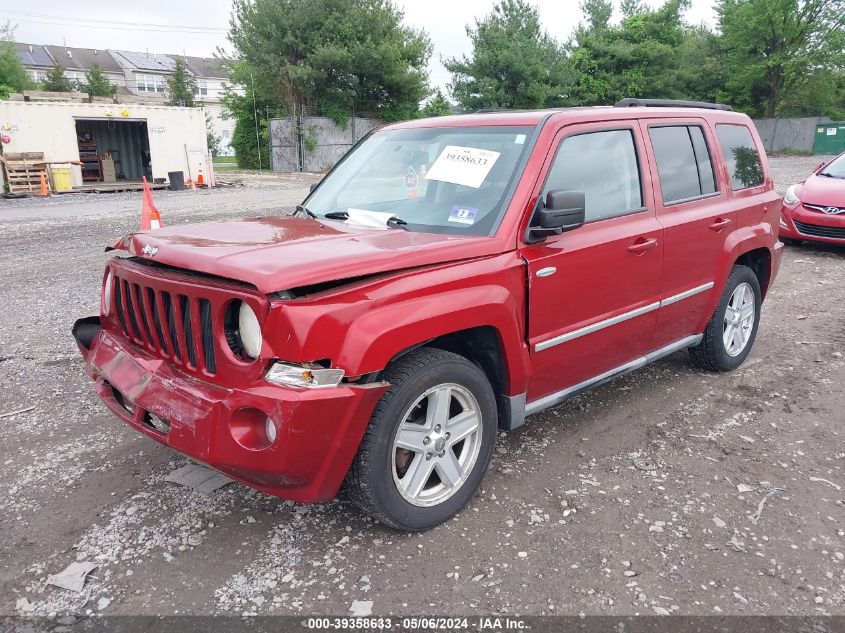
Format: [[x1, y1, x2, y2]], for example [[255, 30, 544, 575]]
[[0, 152, 51, 194]]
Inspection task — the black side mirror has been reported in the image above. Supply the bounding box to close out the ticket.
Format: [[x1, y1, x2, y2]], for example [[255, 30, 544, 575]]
[[526, 189, 586, 243], [309, 182, 319, 193]]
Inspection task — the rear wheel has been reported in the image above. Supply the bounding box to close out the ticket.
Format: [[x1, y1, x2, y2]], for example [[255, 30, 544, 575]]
[[690, 265, 761, 372], [344, 348, 497, 531]]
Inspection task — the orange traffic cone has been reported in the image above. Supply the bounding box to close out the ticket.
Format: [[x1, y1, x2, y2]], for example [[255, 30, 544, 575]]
[[196, 167, 204, 186], [140, 177, 164, 230], [37, 172, 49, 196]]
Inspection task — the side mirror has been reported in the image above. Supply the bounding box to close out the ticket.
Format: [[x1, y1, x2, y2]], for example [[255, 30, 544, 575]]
[[526, 189, 586, 243], [814, 162, 826, 173], [309, 182, 319, 193]]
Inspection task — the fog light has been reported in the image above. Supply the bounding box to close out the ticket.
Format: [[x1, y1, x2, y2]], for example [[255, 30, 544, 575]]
[[229, 407, 275, 450], [265, 417, 277, 444]]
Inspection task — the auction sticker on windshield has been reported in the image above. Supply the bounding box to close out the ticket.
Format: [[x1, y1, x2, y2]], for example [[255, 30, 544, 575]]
[[425, 145, 500, 189], [448, 206, 478, 225]]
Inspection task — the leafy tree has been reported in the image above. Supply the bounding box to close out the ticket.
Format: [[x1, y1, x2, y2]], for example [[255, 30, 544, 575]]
[[43, 62, 72, 92], [0, 22, 29, 96], [716, 0, 845, 117], [80, 63, 116, 97], [445, 0, 570, 111], [565, 0, 695, 105], [225, 0, 430, 121], [220, 64, 271, 169], [167, 57, 198, 107], [205, 110, 222, 156], [421, 89, 452, 117]]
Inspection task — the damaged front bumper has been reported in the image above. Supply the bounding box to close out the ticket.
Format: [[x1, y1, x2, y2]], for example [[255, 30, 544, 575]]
[[73, 317, 387, 503]]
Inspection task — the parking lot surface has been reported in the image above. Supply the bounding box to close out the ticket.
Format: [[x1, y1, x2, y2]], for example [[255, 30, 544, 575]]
[[1, 156, 843, 617]]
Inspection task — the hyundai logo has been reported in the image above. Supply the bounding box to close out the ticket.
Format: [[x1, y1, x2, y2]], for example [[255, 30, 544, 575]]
[[822, 206, 843, 215]]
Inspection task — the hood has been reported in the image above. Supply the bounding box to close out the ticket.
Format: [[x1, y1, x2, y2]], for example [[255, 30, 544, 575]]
[[798, 174, 845, 207], [110, 216, 502, 295]]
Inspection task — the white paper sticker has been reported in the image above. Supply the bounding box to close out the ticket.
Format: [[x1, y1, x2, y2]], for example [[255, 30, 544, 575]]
[[425, 145, 500, 189], [345, 208, 395, 228], [827, 128, 837, 136], [514, 134, 526, 145]]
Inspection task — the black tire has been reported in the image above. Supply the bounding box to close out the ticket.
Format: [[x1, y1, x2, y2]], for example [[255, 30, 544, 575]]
[[344, 347, 497, 531], [689, 265, 762, 372], [781, 237, 802, 247]]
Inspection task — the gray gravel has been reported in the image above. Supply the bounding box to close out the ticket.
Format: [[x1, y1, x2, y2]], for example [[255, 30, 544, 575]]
[[1, 159, 843, 618]]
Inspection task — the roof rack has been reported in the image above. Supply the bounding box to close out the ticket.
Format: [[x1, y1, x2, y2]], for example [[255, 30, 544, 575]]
[[615, 98, 732, 111]]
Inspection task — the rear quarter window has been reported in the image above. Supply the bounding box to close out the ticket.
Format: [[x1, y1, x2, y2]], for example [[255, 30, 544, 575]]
[[716, 124, 764, 190]]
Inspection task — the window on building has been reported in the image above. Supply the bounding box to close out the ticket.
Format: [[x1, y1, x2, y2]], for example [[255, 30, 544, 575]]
[[222, 129, 231, 139], [136, 73, 166, 93], [716, 124, 764, 190], [649, 125, 717, 204], [543, 129, 643, 222], [196, 79, 208, 96]]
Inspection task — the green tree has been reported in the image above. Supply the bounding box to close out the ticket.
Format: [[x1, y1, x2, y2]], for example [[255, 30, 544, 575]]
[[445, 0, 570, 111], [167, 57, 198, 107], [565, 0, 697, 105], [420, 89, 451, 117], [225, 0, 430, 121], [43, 62, 72, 92], [0, 22, 29, 96], [716, 0, 845, 117], [80, 63, 116, 97], [220, 63, 272, 169], [205, 110, 222, 156]]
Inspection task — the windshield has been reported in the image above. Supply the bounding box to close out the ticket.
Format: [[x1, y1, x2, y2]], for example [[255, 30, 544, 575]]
[[820, 153, 845, 178], [305, 126, 534, 235]]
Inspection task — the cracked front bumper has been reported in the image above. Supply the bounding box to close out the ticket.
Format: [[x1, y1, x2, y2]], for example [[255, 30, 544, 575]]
[[74, 318, 387, 503]]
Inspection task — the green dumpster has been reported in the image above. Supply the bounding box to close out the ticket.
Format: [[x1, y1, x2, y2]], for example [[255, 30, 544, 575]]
[[813, 122, 845, 154]]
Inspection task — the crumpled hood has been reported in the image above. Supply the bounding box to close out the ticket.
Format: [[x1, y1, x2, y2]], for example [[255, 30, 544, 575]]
[[110, 215, 500, 294]]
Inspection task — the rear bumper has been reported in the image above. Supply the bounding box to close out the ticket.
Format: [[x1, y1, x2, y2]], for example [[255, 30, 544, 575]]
[[74, 318, 387, 503]]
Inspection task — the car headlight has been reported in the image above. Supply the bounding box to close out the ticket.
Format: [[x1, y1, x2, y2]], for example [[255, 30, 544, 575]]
[[265, 362, 344, 388], [102, 270, 114, 316], [238, 302, 262, 359], [783, 185, 800, 206]]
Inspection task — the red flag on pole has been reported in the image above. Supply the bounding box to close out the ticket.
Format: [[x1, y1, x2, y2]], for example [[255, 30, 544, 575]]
[[140, 177, 164, 230]]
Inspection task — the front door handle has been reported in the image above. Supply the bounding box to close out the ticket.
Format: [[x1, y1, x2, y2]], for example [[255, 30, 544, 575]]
[[709, 217, 732, 231], [627, 237, 658, 255]]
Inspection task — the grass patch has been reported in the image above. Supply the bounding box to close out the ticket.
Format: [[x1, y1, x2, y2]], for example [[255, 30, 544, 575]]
[[773, 147, 813, 157], [212, 155, 239, 170]]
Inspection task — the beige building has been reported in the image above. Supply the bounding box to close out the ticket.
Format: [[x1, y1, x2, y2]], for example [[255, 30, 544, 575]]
[[0, 100, 209, 188], [13, 43, 234, 155]]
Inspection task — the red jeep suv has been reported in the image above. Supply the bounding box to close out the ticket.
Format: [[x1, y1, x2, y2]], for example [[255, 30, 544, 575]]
[[73, 99, 782, 530]]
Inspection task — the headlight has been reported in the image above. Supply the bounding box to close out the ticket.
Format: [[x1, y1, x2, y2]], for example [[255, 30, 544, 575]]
[[103, 270, 114, 316], [238, 302, 262, 359], [783, 185, 800, 206], [265, 362, 344, 388]]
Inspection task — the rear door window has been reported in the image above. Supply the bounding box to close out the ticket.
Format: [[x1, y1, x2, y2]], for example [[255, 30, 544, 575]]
[[544, 129, 643, 222], [649, 125, 717, 204], [716, 124, 764, 190]]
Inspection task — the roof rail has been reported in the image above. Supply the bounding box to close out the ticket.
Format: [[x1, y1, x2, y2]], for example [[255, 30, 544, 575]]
[[615, 98, 732, 111]]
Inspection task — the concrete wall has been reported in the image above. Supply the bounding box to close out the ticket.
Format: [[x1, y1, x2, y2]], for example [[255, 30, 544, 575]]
[[0, 101, 208, 187], [752, 116, 830, 153], [270, 116, 381, 173]]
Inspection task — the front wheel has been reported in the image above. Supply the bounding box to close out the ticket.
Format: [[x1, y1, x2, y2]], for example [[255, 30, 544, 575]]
[[344, 348, 497, 531], [689, 265, 762, 372]]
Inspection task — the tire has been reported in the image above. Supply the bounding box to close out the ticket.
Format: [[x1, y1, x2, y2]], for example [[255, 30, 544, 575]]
[[344, 347, 497, 531], [689, 265, 762, 372]]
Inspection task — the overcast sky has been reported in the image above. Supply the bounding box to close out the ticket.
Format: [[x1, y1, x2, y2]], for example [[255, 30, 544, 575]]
[[3, 0, 717, 91]]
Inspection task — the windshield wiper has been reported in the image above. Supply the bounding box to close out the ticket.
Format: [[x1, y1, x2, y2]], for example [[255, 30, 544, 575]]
[[818, 172, 842, 178], [386, 216, 409, 230], [323, 211, 349, 220], [293, 204, 318, 219]]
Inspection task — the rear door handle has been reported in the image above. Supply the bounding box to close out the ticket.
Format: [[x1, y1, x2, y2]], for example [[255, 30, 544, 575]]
[[627, 237, 658, 255], [709, 218, 732, 231]]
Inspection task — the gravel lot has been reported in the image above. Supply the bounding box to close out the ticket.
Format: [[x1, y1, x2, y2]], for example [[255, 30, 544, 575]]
[[1, 155, 843, 619]]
